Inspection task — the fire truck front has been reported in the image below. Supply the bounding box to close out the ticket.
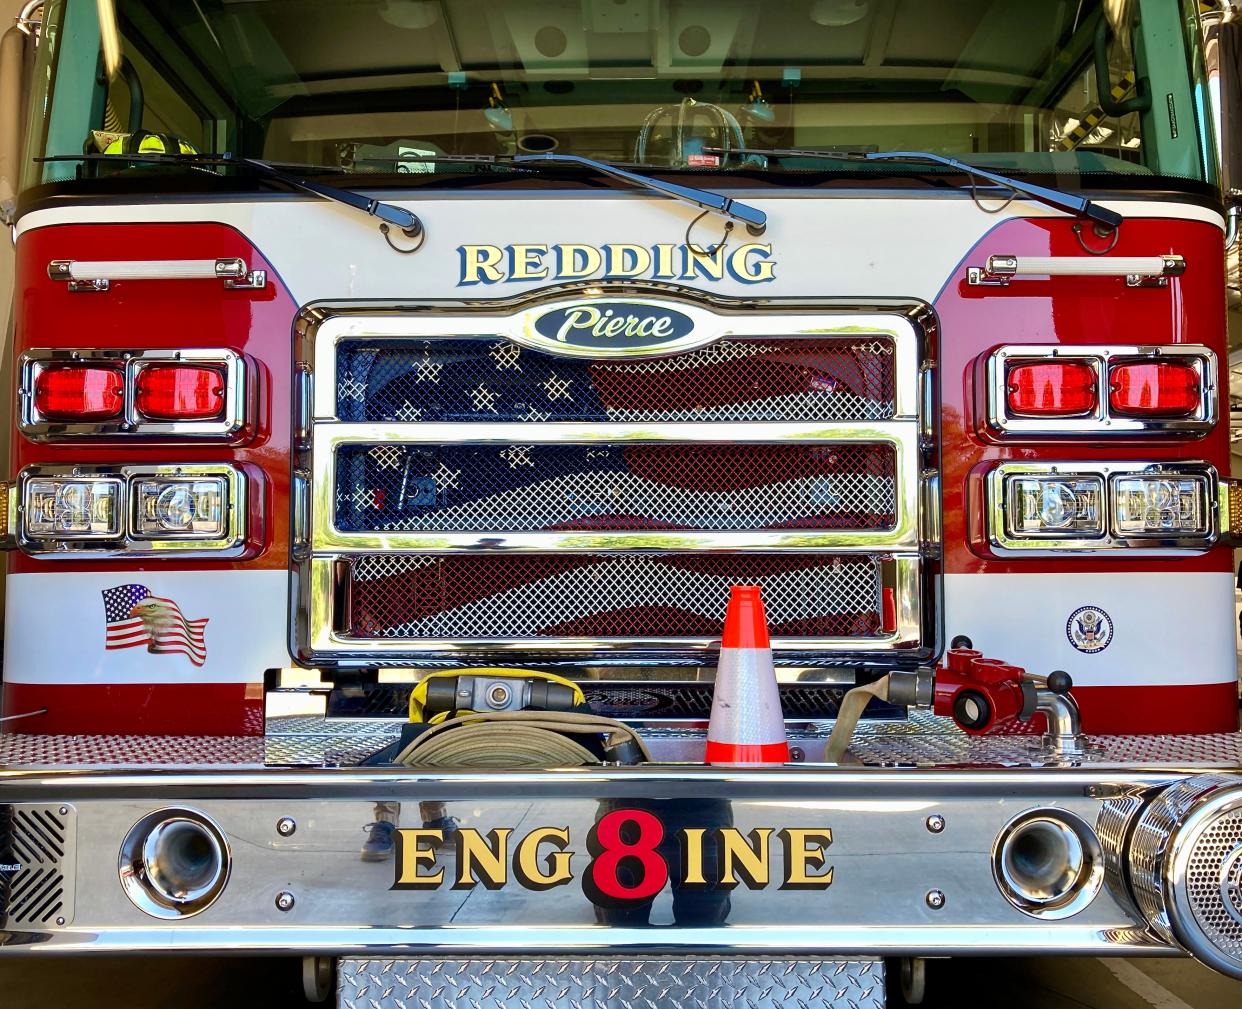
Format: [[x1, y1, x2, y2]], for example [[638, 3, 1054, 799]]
[[2, 0, 1242, 1002]]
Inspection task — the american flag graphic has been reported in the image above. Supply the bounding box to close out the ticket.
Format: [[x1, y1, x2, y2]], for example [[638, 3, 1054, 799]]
[[102, 584, 209, 667]]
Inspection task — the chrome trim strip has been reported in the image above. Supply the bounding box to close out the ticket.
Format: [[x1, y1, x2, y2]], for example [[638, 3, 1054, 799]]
[[17, 463, 249, 557], [0, 765, 1199, 789], [311, 422, 920, 553], [303, 554, 922, 660], [985, 345, 1217, 436], [984, 461, 1219, 555], [18, 349, 249, 441], [309, 304, 920, 421], [0, 923, 1173, 957]]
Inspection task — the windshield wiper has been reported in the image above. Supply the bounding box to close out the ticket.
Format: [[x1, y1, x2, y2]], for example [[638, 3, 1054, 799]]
[[358, 151, 768, 234], [508, 153, 767, 235], [38, 152, 425, 247], [708, 146, 1122, 230], [41, 149, 767, 240]]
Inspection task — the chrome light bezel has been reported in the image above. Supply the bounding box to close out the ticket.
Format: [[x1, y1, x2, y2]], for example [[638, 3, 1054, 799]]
[[987, 345, 1217, 436], [17, 463, 248, 557], [986, 462, 1219, 555], [18, 348, 248, 440]]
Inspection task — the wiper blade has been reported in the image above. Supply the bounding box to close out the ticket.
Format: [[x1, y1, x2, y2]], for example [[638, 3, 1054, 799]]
[[38, 152, 424, 245], [710, 146, 1122, 230], [510, 153, 767, 235]]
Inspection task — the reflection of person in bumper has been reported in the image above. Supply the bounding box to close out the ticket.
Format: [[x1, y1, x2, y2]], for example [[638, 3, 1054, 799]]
[[361, 801, 458, 861], [589, 798, 733, 926]]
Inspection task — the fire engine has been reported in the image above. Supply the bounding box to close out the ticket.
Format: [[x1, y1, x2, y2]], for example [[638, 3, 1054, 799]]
[[1, 1, 1242, 1005]]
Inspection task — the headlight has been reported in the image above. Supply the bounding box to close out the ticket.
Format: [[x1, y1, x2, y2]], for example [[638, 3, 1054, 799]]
[[988, 463, 1217, 554], [23, 477, 123, 539], [1111, 474, 1209, 537], [18, 465, 247, 556], [133, 477, 229, 538], [1006, 475, 1103, 538]]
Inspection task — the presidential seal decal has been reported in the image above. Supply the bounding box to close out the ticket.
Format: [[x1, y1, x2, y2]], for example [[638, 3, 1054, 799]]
[[1066, 606, 1113, 654]]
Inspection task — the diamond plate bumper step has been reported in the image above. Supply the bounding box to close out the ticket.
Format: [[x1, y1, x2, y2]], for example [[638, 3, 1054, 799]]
[[336, 957, 887, 1009]]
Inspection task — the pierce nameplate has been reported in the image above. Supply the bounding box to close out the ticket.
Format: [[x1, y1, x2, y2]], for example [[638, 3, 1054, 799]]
[[533, 302, 694, 352]]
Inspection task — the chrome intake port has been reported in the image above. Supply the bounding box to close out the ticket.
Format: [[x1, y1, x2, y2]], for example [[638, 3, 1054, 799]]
[[993, 809, 1104, 918], [119, 807, 230, 918], [1127, 774, 1242, 980]]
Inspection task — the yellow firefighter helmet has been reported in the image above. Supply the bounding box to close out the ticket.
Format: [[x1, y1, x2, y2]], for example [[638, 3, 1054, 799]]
[[104, 131, 198, 156]]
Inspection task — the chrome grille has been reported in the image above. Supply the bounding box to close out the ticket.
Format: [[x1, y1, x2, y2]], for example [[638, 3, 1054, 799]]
[[301, 299, 927, 665], [347, 553, 883, 640], [335, 443, 898, 533], [336, 337, 897, 423]]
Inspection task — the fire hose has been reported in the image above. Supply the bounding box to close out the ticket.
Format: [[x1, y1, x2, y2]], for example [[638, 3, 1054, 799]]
[[824, 648, 1092, 763], [392, 709, 652, 768]]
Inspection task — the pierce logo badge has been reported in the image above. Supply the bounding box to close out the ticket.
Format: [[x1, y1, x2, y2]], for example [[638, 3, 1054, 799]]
[[533, 302, 694, 352], [1066, 605, 1113, 654]]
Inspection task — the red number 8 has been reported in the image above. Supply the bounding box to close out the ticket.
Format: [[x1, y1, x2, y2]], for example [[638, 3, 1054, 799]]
[[583, 808, 668, 906]]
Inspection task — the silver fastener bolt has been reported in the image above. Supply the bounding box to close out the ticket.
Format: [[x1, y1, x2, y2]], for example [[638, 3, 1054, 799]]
[[58, 806, 68, 816], [925, 814, 945, 834], [55, 917, 65, 926], [925, 889, 946, 910], [789, 746, 805, 762], [275, 891, 295, 912], [276, 817, 297, 837]]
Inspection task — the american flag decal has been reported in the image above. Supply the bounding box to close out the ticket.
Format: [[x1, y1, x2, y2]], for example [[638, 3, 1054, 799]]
[[102, 584, 209, 667]]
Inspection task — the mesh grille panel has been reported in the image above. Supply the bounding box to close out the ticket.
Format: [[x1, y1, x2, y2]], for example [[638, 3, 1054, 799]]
[[0, 805, 73, 929], [336, 337, 896, 423], [347, 553, 882, 640], [335, 443, 898, 533], [1186, 810, 1242, 956]]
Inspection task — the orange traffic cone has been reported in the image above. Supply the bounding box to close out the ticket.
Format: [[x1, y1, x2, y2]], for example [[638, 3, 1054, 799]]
[[705, 585, 789, 765]]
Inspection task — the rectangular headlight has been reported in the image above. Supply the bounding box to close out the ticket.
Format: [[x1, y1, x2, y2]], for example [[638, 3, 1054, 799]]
[[133, 477, 228, 538], [18, 465, 246, 556], [1005, 474, 1104, 539], [1112, 473, 1210, 537], [23, 477, 123, 539]]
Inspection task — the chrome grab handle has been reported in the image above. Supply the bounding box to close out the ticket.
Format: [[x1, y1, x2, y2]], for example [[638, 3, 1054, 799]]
[[48, 257, 267, 291], [968, 254, 1185, 287]]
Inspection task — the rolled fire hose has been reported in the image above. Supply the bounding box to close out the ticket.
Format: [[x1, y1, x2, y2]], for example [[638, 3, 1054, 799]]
[[823, 675, 892, 764], [393, 709, 652, 768]]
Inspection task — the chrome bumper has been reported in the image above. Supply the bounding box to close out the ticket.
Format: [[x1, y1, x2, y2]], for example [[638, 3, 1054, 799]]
[[1, 719, 1239, 980]]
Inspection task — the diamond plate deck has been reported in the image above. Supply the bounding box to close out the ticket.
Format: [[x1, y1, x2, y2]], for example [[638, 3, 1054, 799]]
[[1, 710, 1239, 770], [336, 957, 886, 1009]]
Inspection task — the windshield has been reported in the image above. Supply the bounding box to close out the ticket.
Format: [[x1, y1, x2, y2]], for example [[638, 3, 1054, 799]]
[[22, 0, 1217, 191]]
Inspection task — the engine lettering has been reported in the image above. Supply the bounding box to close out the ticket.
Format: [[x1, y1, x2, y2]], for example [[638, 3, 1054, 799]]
[[390, 814, 834, 897]]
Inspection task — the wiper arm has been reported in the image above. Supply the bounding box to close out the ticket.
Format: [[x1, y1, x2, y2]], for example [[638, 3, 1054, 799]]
[[511, 153, 767, 235], [38, 152, 425, 248], [230, 155, 424, 242], [711, 146, 1122, 230]]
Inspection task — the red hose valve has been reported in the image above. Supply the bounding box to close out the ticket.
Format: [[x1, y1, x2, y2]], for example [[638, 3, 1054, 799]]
[[933, 649, 1029, 735]]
